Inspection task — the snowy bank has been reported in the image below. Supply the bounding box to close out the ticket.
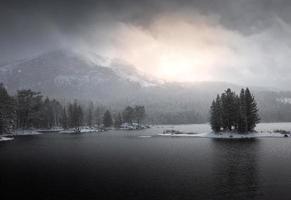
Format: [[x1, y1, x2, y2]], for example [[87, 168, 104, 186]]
[[0, 136, 14, 142], [1, 129, 42, 137], [59, 127, 100, 134], [14, 129, 43, 136], [158, 131, 288, 139]]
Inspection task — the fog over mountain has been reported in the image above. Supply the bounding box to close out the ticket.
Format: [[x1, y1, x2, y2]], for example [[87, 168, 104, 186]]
[[2, 0, 291, 123], [1, 48, 291, 124], [2, 0, 291, 89]]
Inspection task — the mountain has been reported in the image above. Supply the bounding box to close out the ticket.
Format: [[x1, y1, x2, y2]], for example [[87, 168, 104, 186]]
[[1, 49, 291, 124], [0, 49, 157, 102]]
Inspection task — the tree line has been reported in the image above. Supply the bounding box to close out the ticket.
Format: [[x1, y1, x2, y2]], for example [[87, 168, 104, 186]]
[[210, 88, 260, 133], [102, 106, 146, 128], [0, 83, 146, 134]]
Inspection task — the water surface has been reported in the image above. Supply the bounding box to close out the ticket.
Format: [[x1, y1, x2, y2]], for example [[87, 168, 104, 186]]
[[1, 123, 291, 200]]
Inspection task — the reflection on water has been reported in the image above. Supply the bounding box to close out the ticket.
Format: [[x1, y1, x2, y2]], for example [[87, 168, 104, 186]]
[[211, 139, 260, 200], [2, 124, 291, 200]]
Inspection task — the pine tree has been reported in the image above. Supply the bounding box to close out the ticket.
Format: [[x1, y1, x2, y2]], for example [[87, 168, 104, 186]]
[[51, 99, 62, 128], [114, 113, 123, 128], [134, 106, 145, 125], [0, 84, 16, 134], [95, 106, 105, 128], [221, 89, 237, 131], [103, 110, 113, 127], [238, 89, 247, 133], [76, 105, 83, 128], [61, 107, 68, 129], [87, 102, 94, 128], [122, 106, 134, 124], [16, 90, 42, 129], [210, 95, 222, 132], [67, 100, 83, 129], [68, 103, 74, 128], [245, 88, 260, 131], [43, 98, 54, 128]]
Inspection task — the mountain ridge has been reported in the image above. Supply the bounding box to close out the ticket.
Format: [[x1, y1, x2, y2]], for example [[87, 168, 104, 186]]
[[1, 49, 291, 123]]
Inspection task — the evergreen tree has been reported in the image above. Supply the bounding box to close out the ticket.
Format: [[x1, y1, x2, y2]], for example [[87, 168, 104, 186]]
[[16, 90, 42, 129], [95, 106, 105, 128], [42, 98, 54, 128], [103, 110, 113, 127], [76, 105, 83, 128], [67, 100, 83, 129], [245, 88, 260, 131], [86, 102, 94, 128], [134, 106, 146, 125], [209, 95, 222, 132], [61, 107, 68, 129], [51, 99, 62, 128], [221, 89, 237, 131], [114, 113, 123, 128], [238, 89, 247, 133], [68, 103, 74, 128], [122, 106, 134, 124], [0, 84, 16, 134]]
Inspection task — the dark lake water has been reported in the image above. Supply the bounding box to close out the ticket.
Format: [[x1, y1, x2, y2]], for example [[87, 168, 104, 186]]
[[1, 123, 291, 200]]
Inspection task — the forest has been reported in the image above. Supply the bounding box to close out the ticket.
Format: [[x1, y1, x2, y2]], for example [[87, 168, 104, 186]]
[[0, 83, 146, 134]]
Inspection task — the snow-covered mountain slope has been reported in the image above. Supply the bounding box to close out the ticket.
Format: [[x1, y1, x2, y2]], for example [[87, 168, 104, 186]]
[[0, 49, 157, 100], [2, 48, 291, 123]]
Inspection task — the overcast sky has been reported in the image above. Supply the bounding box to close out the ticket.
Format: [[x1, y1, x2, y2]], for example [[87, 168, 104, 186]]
[[1, 0, 291, 89]]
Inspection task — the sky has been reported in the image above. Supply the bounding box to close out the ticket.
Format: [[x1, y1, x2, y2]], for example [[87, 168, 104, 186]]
[[1, 0, 291, 89]]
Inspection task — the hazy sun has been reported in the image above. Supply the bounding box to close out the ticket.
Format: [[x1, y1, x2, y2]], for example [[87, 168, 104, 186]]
[[156, 51, 214, 82], [109, 16, 234, 83]]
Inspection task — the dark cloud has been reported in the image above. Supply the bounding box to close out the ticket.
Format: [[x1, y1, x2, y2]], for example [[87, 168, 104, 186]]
[[1, 0, 291, 89], [1, 0, 291, 57]]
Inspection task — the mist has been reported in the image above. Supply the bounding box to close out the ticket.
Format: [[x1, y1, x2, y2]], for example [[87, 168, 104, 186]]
[[1, 0, 291, 89]]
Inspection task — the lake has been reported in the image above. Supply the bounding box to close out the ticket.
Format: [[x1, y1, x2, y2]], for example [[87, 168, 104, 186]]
[[1, 123, 291, 200]]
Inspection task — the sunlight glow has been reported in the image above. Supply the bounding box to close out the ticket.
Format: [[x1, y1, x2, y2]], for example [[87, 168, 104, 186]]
[[103, 16, 237, 83]]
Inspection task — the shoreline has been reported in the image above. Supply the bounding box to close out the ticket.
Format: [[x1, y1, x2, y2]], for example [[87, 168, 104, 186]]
[[158, 131, 287, 139]]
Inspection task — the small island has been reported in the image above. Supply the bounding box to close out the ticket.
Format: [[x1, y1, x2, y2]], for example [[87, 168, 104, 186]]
[[209, 88, 260, 134], [160, 88, 290, 139]]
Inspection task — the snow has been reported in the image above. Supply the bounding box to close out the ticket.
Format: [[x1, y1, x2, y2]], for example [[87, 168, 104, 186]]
[[0, 136, 14, 142], [158, 131, 287, 139], [60, 127, 99, 134], [1, 129, 42, 137], [13, 129, 42, 136], [80, 128, 98, 133]]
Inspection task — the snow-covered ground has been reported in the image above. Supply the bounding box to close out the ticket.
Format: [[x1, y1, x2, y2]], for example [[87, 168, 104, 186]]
[[0, 129, 43, 142], [158, 131, 287, 139], [59, 127, 99, 134], [1, 129, 42, 137], [13, 129, 43, 136], [0, 136, 14, 142], [80, 128, 98, 133]]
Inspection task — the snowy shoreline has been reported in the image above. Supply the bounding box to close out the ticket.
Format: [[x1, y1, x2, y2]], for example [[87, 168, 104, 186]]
[[0, 129, 42, 138], [0, 136, 14, 142], [158, 131, 288, 139]]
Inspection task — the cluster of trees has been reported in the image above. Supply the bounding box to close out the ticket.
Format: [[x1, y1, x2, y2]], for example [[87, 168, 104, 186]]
[[210, 88, 260, 133], [0, 85, 64, 134], [0, 84, 16, 134], [16, 90, 63, 129], [0, 83, 147, 134], [102, 106, 146, 128], [122, 106, 145, 124], [61, 104, 146, 129]]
